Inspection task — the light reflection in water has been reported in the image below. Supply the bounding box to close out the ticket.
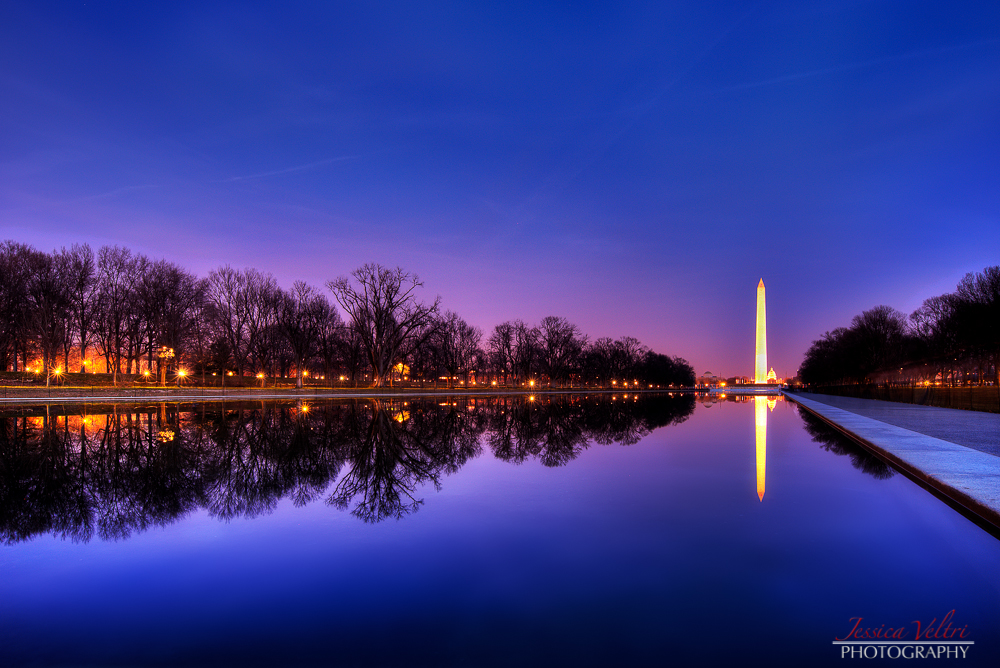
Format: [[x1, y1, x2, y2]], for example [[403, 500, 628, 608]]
[[754, 395, 767, 501], [752, 394, 779, 501]]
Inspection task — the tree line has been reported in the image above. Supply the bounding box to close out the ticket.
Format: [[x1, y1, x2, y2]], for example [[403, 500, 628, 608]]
[[0, 241, 695, 388], [799, 266, 1000, 386]]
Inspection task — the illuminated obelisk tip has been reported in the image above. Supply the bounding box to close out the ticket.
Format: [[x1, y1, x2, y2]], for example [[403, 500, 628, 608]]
[[754, 279, 767, 384]]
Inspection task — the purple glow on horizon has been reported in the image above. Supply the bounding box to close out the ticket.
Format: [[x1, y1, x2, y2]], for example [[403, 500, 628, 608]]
[[2, 2, 998, 377]]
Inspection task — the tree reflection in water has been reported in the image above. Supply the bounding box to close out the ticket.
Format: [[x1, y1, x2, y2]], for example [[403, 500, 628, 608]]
[[796, 406, 897, 480], [0, 393, 694, 541]]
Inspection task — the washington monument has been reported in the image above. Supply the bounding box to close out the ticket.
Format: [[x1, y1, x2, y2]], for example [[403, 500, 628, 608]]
[[754, 279, 774, 384]]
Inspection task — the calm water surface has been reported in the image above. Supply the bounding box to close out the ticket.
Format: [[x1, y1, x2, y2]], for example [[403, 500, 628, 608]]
[[1, 394, 998, 667]]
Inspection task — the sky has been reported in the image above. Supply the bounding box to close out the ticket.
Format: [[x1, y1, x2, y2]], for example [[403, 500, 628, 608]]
[[2, 0, 998, 378]]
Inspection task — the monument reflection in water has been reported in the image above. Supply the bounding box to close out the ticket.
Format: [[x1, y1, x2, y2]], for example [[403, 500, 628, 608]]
[[0, 394, 695, 543], [755, 395, 771, 501]]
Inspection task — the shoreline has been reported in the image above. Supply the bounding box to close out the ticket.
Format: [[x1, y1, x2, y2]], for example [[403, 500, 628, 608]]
[[0, 386, 701, 405]]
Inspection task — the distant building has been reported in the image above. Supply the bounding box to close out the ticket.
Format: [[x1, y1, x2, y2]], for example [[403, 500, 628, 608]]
[[697, 371, 721, 387]]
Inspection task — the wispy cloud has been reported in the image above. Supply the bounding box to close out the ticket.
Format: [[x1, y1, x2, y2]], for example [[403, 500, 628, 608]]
[[715, 38, 1000, 93], [218, 156, 357, 183]]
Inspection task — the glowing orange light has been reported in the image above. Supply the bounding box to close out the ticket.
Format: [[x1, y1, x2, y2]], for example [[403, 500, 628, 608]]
[[178, 369, 187, 377]]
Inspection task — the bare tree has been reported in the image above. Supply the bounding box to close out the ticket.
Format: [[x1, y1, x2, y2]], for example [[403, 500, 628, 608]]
[[0, 241, 34, 371], [243, 270, 282, 376], [24, 249, 72, 386], [850, 306, 908, 380], [487, 321, 516, 385], [431, 311, 482, 388], [93, 246, 143, 384], [203, 266, 283, 378], [327, 264, 440, 387], [144, 260, 206, 377], [953, 266, 1000, 385], [279, 281, 331, 388], [315, 305, 346, 387], [538, 316, 586, 387], [581, 337, 614, 386], [335, 321, 370, 387], [611, 336, 647, 382], [188, 300, 217, 384], [58, 244, 97, 373], [511, 320, 540, 385]]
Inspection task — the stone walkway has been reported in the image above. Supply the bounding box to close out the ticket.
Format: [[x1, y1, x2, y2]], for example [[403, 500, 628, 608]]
[[785, 391, 1000, 533], [792, 392, 1000, 457]]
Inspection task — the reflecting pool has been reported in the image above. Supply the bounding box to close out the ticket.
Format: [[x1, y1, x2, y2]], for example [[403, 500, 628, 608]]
[[1, 394, 998, 666]]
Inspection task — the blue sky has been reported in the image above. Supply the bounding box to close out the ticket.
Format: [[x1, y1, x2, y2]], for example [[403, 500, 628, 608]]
[[2, 0, 998, 377]]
